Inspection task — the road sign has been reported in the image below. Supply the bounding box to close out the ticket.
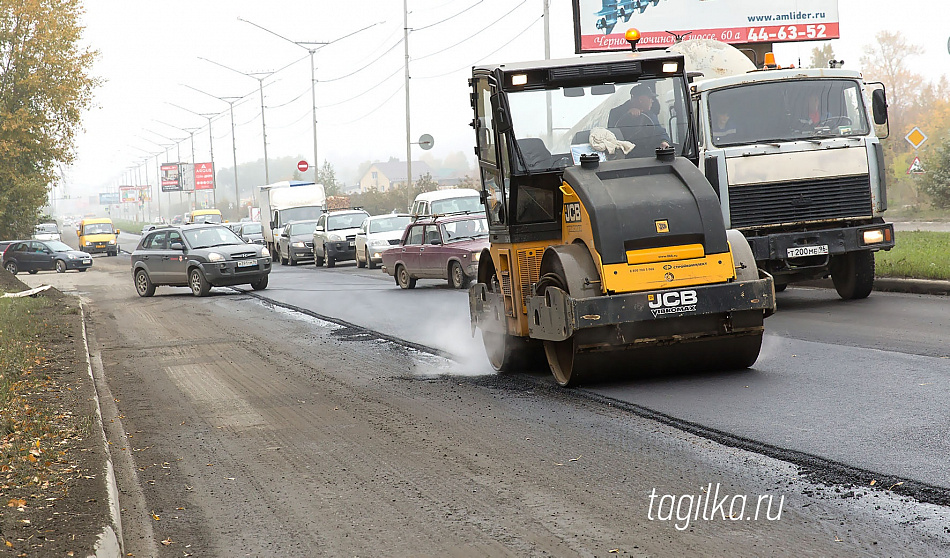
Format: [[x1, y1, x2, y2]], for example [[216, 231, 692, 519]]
[[418, 134, 434, 150], [297, 160, 309, 172], [905, 127, 927, 150], [907, 156, 925, 174]]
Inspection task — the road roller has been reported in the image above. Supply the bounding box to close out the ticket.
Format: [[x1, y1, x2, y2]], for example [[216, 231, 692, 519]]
[[467, 38, 775, 386]]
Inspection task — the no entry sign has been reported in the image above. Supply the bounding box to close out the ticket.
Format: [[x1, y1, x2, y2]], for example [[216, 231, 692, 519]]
[[297, 160, 309, 172]]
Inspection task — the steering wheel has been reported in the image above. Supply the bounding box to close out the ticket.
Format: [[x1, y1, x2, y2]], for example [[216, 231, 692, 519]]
[[819, 116, 853, 128]]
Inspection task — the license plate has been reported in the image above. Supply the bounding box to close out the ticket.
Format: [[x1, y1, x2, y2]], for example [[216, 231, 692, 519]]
[[236, 259, 257, 268], [82, 260, 91, 265], [787, 245, 828, 258], [348, 241, 355, 247]]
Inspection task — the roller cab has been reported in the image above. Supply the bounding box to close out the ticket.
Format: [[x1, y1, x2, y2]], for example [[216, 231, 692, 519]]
[[468, 47, 775, 386]]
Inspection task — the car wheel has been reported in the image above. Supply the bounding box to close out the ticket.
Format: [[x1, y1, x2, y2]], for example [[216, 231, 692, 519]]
[[135, 269, 155, 297], [325, 245, 335, 268], [4, 261, 17, 275], [396, 265, 416, 289], [28, 269, 39, 274], [250, 275, 268, 290], [78, 268, 87, 272], [448, 261, 469, 289], [288, 249, 297, 266], [189, 267, 211, 297], [314, 248, 324, 267], [279, 246, 288, 265], [356, 249, 366, 268], [55, 260, 67, 273], [366, 249, 377, 270]]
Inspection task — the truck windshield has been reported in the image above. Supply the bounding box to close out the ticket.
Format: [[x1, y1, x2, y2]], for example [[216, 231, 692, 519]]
[[707, 79, 871, 147], [505, 76, 690, 172], [83, 223, 114, 235], [281, 206, 324, 222]]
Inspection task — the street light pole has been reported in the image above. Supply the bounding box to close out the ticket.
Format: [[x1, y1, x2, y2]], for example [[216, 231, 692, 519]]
[[198, 57, 274, 185], [144, 129, 188, 212], [169, 102, 219, 208], [404, 0, 413, 211], [155, 120, 201, 211], [182, 84, 244, 210]]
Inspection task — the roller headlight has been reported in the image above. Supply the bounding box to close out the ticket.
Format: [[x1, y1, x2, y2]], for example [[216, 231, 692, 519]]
[[208, 252, 225, 262]]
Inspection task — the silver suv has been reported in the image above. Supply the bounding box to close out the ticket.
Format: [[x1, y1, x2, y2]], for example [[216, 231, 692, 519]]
[[312, 209, 369, 268]]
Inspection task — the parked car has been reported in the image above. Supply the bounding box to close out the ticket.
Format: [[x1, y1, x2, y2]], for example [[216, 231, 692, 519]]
[[130, 224, 271, 297], [77, 217, 119, 256], [235, 222, 266, 245], [312, 209, 370, 268], [2, 239, 93, 275], [380, 214, 489, 289], [355, 214, 411, 270], [409, 189, 484, 221], [277, 220, 318, 266], [32, 222, 62, 242]]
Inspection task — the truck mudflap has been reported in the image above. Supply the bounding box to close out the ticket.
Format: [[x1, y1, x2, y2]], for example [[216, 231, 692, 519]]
[[746, 222, 895, 262], [524, 276, 775, 343]]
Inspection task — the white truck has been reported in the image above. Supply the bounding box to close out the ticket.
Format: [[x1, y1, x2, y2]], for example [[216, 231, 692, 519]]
[[678, 41, 895, 299], [258, 181, 326, 258]]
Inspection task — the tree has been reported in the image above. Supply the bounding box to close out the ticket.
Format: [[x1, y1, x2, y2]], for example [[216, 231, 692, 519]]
[[809, 44, 835, 69], [0, 0, 99, 239], [317, 160, 340, 196], [918, 137, 950, 209]]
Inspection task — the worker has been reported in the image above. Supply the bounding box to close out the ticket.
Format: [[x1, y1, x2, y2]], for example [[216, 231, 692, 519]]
[[608, 83, 671, 153]]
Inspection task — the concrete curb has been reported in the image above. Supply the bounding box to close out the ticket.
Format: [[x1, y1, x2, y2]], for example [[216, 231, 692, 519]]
[[79, 301, 124, 558], [799, 277, 950, 296]]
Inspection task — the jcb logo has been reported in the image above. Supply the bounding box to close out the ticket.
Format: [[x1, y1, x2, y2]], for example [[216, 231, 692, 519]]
[[648, 290, 698, 317], [565, 202, 582, 223]]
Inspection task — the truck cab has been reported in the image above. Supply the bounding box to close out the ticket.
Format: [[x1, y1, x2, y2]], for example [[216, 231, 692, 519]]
[[692, 67, 895, 298]]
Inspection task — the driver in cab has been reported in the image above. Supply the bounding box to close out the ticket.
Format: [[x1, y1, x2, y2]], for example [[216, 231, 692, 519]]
[[608, 84, 671, 153]]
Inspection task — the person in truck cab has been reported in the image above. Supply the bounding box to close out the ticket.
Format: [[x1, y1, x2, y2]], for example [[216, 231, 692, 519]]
[[608, 83, 671, 154]]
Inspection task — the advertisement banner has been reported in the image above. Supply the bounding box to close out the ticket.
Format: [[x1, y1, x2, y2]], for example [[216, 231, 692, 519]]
[[573, 0, 840, 53], [161, 163, 181, 192], [119, 186, 138, 203], [99, 192, 120, 205], [180, 163, 195, 192], [194, 162, 214, 190]]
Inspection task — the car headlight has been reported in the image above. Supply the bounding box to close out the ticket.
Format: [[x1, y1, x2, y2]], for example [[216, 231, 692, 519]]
[[327, 233, 343, 242], [208, 252, 225, 262], [260, 246, 271, 258], [472, 251, 481, 261], [369, 239, 389, 247], [108, 239, 116, 244], [292, 241, 305, 248], [67, 254, 78, 259], [84, 240, 91, 246]]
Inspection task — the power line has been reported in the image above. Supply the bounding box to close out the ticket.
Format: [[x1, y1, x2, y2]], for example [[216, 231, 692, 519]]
[[414, 0, 484, 31], [413, 0, 529, 62], [322, 83, 405, 126], [415, 15, 542, 79], [318, 37, 405, 82], [317, 66, 404, 109]]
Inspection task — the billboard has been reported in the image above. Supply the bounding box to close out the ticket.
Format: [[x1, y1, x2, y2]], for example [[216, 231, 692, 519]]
[[119, 186, 138, 203], [161, 163, 181, 192], [99, 192, 120, 205], [194, 162, 214, 190], [573, 0, 840, 53], [180, 163, 195, 192]]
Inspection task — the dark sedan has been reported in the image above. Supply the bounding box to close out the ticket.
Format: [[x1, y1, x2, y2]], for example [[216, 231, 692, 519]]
[[380, 214, 489, 289], [2, 240, 93, 275], [130, 224, 271, 297]]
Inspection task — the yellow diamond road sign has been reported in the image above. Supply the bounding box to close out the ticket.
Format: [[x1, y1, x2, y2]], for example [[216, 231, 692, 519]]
[[905, 127, 927, 150]]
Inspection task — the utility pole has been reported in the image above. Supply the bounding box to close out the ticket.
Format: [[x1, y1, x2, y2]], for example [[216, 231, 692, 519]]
[[169, 102, 219, 208], [199, 57, 274, 185], [404, 0, 413, 210], [183, 84, 244, 210], [155, 120, 200, 211]]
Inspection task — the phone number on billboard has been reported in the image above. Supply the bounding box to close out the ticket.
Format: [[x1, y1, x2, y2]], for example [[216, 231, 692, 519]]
[[724, 24, 829, 42]]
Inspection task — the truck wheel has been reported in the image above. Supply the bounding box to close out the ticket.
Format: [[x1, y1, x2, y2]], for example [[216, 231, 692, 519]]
[[830, 251, 874, 300]]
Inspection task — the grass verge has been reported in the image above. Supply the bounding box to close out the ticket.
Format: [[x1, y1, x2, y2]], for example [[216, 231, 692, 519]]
[[876, 231, 950, 280]]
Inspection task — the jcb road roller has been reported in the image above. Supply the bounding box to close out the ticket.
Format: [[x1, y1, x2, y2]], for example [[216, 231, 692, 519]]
[[468, 43, 775, 386]]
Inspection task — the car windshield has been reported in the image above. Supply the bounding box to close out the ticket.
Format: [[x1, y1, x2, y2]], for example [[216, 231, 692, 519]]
[[441, 217, 489, 242], [505, 76, 691, 172], [45, 240, 73, 252], [368, 216, 411, 234], [183, 226, 244, 249], [430, 197, 484, 216], [290, 222, 317, 235], [35, 224, 59, 233], [83, 223, 114, 234], [193, 213, 222, 224], [282, 206, 324, 222], [707, 79, 871, 147], [327, 213, 367, 231], [242, 223, 263, 234]]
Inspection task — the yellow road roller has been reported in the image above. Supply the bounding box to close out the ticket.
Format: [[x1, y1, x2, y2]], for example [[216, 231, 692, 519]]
[[468, 42, 775, 386]]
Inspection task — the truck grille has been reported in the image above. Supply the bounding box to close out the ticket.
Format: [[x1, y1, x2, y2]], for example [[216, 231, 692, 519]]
[[729, 175, 872, 229]]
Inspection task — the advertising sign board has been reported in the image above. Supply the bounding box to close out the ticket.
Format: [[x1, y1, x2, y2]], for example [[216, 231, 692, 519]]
[[119, 186, 138, 203], [194, 162, 214, 190], [161, 163, 181, 192], [572, 0, 840, 53], [180, 163, 195, 192], [99, 192, 120, 205]]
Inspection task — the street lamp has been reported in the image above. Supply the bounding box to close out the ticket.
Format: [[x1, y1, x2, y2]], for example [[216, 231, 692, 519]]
[[169, 102, 219, 208], [237, 18, 381, 183], [198, 57, 274, 184], [143, 129, 188, 212], [182, 84, 245, 207], [155, 120, 201, 211]]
